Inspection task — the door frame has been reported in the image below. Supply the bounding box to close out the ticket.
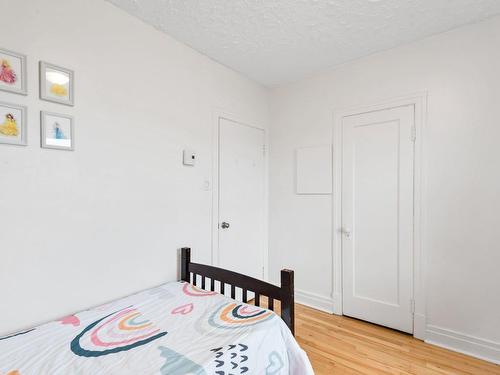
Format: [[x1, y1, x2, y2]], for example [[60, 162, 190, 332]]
[[332, 92, 428, 339], [210, 108, 269, 280]]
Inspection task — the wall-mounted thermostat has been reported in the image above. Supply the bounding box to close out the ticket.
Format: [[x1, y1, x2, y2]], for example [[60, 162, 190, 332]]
[[183, 149, 196, 166]]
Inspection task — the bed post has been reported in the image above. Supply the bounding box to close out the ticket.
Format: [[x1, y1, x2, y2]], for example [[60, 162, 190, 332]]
[[181, 247, 191, 282], [280, 269, 295, 336]]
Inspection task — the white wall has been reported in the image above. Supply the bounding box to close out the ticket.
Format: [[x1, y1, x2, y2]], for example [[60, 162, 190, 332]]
[[0, 0, 268, 335], [2, 0, 499, 364], [269, 16, 500, 362]]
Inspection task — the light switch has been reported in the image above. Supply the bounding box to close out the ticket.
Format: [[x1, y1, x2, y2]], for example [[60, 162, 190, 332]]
[[203, 180, 210, 191], [183, 149, 196, 166]]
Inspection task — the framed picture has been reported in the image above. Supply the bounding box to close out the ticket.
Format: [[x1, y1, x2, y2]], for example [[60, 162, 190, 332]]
[[0, 48, 27, 95], [39, 61, 74, 106], [40, 111, 74, 151], [0, 101, 27, 146]]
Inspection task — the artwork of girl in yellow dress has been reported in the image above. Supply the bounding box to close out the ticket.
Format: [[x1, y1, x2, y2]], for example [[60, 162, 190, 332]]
[[0, 113, 18, 137]]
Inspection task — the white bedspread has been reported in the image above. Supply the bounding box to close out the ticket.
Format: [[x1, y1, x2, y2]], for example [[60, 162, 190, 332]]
[[0, 281, 314, 374]]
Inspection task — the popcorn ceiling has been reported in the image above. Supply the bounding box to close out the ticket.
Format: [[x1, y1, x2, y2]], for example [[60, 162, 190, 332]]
[[107, 0, 500, 86]]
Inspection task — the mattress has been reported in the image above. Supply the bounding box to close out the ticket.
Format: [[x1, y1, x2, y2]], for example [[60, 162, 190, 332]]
[[0, 281, 314, 374]]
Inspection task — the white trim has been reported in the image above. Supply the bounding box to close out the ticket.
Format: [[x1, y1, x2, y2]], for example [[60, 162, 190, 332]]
[[332, 92, 428, 339], [332, 111, 343, 316], [426, 325, 500, 365], [295, 289, 335, 314], [210, 108, 269, 281], [413, 313, 426, 341]]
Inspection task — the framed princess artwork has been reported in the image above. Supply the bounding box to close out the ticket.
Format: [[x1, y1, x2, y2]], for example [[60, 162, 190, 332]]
[[0, 48, 27, 95], [41, 111, 74, 151], [0, 101, 27, 146], [39, 61, 74, 106]]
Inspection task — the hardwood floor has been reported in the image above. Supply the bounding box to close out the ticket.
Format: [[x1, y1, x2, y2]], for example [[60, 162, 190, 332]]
[[294, 304, 500, 375]]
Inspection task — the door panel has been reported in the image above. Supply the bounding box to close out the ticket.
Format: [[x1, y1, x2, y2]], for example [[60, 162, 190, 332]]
[[342, 105, 414, 333], [218, 118, 265, 280]]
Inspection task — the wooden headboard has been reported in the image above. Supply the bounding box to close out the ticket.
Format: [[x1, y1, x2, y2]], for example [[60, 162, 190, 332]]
[[180, 247, 295, 335]]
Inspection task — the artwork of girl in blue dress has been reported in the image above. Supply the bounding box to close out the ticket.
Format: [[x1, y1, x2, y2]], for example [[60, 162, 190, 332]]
[[53, 122, 67, 139]]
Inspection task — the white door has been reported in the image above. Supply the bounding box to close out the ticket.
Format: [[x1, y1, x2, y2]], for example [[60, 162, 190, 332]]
[[218, 117, 265, 280], [342, 105, 415, 333]]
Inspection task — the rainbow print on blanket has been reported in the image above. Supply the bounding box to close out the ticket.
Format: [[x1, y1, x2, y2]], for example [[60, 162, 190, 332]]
[[71, 306, 167, 357], [182, 282, 218, 297], [208, 302, 275, 329]]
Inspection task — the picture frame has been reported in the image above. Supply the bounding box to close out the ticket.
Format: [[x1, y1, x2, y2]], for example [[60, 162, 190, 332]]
[[39, 61, 74, 106], [0, 47, 27, 95], [40, 111, 74, 151], [0, 102, 28, 146], [0, 101, 27, 146]]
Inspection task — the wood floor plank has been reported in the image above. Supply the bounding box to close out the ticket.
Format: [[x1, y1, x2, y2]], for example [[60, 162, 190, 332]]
[[248, 298, 499, 374], [293, 303, 500, 375]]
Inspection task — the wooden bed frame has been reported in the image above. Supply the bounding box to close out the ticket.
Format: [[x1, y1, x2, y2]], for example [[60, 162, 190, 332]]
[[180, 247, 295, 335]]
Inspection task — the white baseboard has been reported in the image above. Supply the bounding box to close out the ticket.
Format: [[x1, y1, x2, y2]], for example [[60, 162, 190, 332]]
[[426, 325, 500, 365], [295, 289, 335, 314]]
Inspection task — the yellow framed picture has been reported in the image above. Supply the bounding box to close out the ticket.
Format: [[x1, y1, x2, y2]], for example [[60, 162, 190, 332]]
[[39, 61, 74, 106], [0, 101, 27, 146]]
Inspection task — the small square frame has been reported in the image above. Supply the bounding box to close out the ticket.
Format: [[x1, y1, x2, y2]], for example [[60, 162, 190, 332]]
[[39, 61, 74, 106], [40, 111, 75, 151], [0, 101, 27, 146], [0, 47, 27, 95]]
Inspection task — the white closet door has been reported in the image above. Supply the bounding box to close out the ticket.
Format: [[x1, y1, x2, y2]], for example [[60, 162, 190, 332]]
[[342, 105, 415, 333]]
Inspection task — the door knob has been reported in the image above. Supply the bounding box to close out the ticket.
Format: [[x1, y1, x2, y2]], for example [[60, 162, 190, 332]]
[[221, 222, 230, 229], [341, 227, 351, 238]]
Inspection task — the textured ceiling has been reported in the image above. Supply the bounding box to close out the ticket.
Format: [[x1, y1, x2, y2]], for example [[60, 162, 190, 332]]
[[107, 0, 500, 86]]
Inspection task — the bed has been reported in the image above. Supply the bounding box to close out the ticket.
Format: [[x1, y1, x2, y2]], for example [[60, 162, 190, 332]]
[[0, 248, 314, 374]]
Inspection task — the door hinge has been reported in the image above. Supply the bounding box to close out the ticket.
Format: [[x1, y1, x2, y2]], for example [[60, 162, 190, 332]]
[[410, 299, 415, 314], [262, 144, 266, 155], [411, 126, 416, 142]]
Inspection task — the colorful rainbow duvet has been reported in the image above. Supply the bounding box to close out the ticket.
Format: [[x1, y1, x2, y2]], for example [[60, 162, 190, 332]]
[[0, 281, 314, 374]]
